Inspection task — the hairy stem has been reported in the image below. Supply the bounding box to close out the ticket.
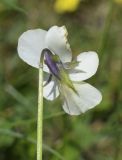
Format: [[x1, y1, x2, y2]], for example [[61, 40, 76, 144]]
[[37, 64, 43, 160]]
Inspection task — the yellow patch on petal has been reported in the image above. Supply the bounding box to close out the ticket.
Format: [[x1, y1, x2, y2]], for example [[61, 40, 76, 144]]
[[54, 0, 81, 13]]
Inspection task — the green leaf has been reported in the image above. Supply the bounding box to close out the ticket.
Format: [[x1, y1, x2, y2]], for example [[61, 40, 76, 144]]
[[1, 0, 26, 14], [0, 128, 65, 160]]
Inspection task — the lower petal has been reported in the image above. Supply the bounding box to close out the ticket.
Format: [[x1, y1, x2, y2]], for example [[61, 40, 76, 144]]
[[61, 82, 102, 115], [43, 80, 59, 101]]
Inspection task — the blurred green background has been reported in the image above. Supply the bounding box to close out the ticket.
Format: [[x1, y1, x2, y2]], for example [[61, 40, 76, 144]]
[[0, 0, 122, 160]]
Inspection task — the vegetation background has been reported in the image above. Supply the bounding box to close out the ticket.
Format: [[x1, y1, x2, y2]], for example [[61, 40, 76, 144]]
[[0, 0, 122, 159]]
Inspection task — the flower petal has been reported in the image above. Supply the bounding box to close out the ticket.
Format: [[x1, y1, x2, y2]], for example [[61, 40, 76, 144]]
[[43, 80, 59, 101], [45, 26, 72, 63], [68, 51, 99, 81], [17, 29, 49, 72], [61, 82, 102, 115]]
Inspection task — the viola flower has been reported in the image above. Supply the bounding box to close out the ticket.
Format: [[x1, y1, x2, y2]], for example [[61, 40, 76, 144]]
[[17, 26, 102, 115]]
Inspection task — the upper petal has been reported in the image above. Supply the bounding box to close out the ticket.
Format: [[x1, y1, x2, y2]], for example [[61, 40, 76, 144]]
[[45, 26, 72, 63], [61, 82, 102, 115], [17, 29, 49, 72], [68, 51, 99, 81], [43, 80, 59, 101]]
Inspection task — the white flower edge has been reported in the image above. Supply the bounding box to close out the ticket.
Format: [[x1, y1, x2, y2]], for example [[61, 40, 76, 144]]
[[17, 29, 47, 69]]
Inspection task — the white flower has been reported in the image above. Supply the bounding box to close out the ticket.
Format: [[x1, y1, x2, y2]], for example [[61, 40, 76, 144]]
[[17, 26, 102, 115]]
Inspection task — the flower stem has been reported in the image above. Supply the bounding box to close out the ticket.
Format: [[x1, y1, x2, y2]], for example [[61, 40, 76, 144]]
[[37, 64, 43, 160]]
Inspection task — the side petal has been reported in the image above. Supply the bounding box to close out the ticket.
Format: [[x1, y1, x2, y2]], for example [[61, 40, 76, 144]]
[[17, 29, 49, 72], [68, 51, 99, 81], [43, 80, 59, 101], [61, 82, 102, 115], [45, 26, 72, 63]]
